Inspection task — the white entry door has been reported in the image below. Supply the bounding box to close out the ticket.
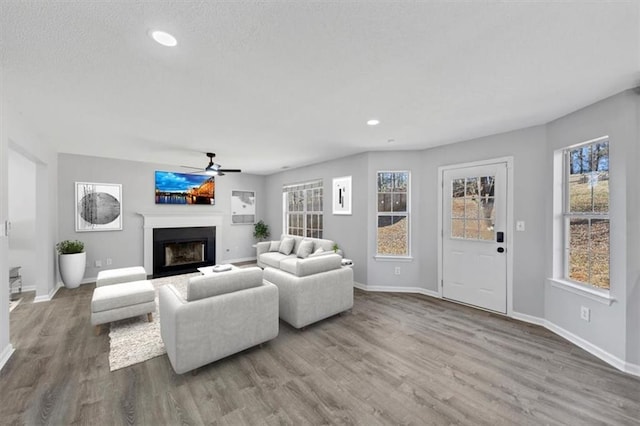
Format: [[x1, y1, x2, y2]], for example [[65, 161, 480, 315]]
[[442, 162, 508, 313]]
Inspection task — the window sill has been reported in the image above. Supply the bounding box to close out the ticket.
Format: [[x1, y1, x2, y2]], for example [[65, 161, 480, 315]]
[[548, 278, 615, 306], [374, 256, 413, 262]]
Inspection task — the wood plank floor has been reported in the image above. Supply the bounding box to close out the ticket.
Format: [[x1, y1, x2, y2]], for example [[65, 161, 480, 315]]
[[1, 284, 639, 425]]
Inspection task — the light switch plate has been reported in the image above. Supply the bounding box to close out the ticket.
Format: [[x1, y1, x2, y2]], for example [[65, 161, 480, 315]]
[[516, 221, 525, 232]]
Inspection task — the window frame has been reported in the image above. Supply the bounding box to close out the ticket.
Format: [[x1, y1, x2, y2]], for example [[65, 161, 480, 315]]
[[561, 136, 610, 290], [282, 180, 323, 239], [375, 170, 411, 259]]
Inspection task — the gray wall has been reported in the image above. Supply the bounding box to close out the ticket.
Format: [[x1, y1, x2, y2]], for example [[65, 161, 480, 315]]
[[264, 153, 369, 285], [416, 126, 547, 316], [0, 101, 9, 365], [57, 154, 266, 282], [1, 99, 59, 370], [263, 126, 547, 318], [261, 90, 640, 369], [545, 90, 638, 362], [8, 148, 36, 291]]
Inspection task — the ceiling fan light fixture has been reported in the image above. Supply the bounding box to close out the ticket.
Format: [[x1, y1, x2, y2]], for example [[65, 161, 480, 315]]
[[150, 30, 177, 47]]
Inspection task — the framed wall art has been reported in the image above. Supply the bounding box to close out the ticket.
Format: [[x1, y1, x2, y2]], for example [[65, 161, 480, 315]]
[[332, 176, 352, 215], [75, 182, 123, 232], [155, 171, 215, 205], [231, 190, 256, 224]]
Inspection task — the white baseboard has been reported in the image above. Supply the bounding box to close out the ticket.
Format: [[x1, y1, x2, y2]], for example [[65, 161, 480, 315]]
[[544, 321, 629, 373], [354, 283, 440, 298], [0, 343, 15, 372], [511, 311, 546, 326], [625, 361, 640, 376], [512, 310, 639, 378], [33, 282, 63, 303]]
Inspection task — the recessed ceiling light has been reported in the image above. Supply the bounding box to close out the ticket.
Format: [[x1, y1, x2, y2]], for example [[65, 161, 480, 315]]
[[367, 119, 380, 126], [150, 30, 177, 47]]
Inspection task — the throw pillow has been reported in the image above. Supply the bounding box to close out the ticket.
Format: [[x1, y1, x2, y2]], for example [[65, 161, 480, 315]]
[[279, 237, 295, 255], [269, 240, 281, 252], [296, 239, 315, 259], [309, 247, 324, 257]]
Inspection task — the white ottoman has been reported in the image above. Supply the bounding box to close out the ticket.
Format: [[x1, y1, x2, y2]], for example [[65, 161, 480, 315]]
[[96, 266, 147, 287], [91, 280, 156, 335]]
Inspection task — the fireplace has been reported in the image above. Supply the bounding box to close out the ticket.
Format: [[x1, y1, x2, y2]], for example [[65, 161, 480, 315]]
[[153, 226, 215, 277]]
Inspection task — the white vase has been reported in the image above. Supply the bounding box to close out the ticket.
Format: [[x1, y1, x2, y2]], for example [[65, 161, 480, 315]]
[[59, 252, 86, 289]]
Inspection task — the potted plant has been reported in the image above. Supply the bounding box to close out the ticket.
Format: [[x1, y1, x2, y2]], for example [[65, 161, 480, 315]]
[[332, 243, 344, 257], [56, 240, 86, 289], [253, 220, 270, 242]]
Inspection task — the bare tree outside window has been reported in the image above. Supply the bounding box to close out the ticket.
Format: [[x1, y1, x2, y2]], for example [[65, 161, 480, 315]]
[[565, 139, 610, 289]]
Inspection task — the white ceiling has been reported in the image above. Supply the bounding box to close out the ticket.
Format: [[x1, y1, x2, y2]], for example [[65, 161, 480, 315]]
[[1, 1, 638, 175]]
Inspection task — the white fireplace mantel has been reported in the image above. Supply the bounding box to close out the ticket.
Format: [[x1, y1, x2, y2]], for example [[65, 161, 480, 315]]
[[137, 213, 224, 274]]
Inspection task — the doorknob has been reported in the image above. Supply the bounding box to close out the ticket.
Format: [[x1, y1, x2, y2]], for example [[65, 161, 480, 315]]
[[497, 247, 505, 253]]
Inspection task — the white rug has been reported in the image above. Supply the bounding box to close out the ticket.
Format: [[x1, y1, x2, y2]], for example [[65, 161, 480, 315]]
[[108, 273, 198, 371]]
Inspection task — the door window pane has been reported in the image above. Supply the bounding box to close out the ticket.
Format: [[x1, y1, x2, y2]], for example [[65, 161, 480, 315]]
[[451, 219, 465, 239], [450, 174, 497, 241], [378, 194, 391, 212]]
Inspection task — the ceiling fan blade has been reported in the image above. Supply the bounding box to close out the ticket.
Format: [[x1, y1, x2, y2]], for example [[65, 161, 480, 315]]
[[180, 165, 202, 170], [218, 169, 242, 173]]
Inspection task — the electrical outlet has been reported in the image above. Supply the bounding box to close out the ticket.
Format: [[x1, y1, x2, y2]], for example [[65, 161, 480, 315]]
[[106, 258, 112, 266], [95, 260, 102, 268], [394, 267, 401, 275], [516, 221, 525, 232], [580, 306, 590, 322]]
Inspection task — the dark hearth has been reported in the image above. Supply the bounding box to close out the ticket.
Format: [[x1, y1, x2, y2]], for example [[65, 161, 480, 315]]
[[153, 226, 215, 277]]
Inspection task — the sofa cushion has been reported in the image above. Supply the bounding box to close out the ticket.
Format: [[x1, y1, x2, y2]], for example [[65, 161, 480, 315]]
[[296, 239, 315, 259], [269, 240, 280, 252], [260, 252, 294, 269], [92, 280, 155, 312], [279, 237, 295, 255], [96, 266, 147, 287], [278, 254, 342, 277], [186, 267, 263, 301]]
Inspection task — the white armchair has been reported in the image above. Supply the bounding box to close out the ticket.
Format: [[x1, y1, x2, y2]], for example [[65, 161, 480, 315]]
[[158, 267, 279, 374]]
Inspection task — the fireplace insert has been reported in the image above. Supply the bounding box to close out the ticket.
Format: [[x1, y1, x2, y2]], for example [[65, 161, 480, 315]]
[[153, 226, 215, 277]]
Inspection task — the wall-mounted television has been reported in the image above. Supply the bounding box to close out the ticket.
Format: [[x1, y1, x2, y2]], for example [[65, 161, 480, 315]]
[[155, 171, 215, 205]]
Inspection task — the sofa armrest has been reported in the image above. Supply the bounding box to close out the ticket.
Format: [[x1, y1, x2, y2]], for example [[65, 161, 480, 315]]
[[256, 241, 271, 257], [158, 284, 186, 366]]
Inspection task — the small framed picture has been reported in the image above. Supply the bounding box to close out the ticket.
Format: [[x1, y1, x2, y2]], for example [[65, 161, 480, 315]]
[[231, 190, 256, 224], [75, 182, 123, 232], [332, 176, 352, 215]]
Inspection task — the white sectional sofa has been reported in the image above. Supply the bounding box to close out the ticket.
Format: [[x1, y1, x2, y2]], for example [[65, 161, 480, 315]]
[[257, 235, 354, 329]]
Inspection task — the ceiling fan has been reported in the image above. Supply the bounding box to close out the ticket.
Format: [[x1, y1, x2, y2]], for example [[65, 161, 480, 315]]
[[181, 152, 241, 176]]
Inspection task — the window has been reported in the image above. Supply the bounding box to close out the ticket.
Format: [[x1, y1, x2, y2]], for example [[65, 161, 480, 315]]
[[283, 180, 323, 238], [450, 176, 495, 241], [563, 138, 609, 289], [377, 171, 409, 256]]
